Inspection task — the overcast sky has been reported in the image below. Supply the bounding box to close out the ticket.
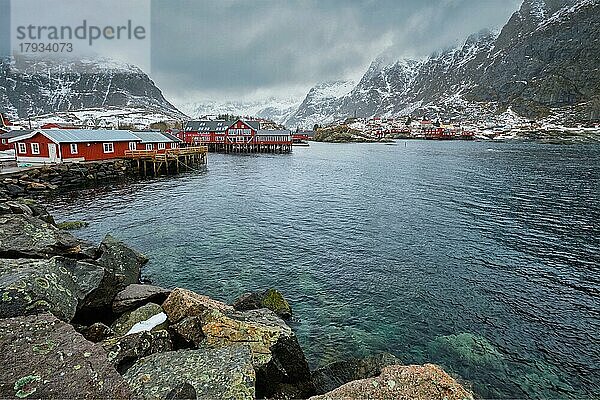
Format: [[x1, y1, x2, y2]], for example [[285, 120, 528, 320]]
[[152, 1, 522, 104]]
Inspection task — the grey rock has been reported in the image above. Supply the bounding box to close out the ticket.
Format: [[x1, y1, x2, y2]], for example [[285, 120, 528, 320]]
[[111, 302, 166, 336], [81, 322, 116, 342], [0, 256, 104, 321], [165, 383, 197, 400], [102, 329, 173, 373], [0, 214, 90, 259], [123, 346, 255, 400], [79, 234, 148, 312], [113, 283, 171, 314], [311, 352, 401, 395], [170, 316, 205, 347], [0, 313, 133, 399], [232, 288, 292, 319]]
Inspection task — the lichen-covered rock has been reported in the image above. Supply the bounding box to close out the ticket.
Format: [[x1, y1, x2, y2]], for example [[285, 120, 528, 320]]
[[0, 214, 90, 259], [0, 313, 133, 399], [102, 329, 172, 373], [0, 256, 104, 321], [170, 316, 205, 347], [201, 308, 313, 398], [162, 287, 233, 323], [312, 352, 401, 395], [111, 302, 167, 335], [123, 346, 255, 400], [113, 283, 171, 314], [79, 234, 148, 312], [81, 322, 116, 342], [232, 288, 292, 319], [309, 364, 474, 400]]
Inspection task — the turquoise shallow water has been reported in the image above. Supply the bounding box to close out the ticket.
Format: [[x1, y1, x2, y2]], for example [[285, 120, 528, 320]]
[[48, 141, 600, 399]]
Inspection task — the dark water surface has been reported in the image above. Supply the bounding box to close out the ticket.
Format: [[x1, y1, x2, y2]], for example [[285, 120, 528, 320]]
[[48, 141, 600, 399]]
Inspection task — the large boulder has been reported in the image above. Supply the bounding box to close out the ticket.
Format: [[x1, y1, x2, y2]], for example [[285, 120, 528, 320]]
[[309, 364, 474, 400], [111, 302, 167, 336], [170, 316, 205, 347], [102, 330, 173, 373], [79, 234, 148, 312], [113, 283, 171, 314], [0, 313, 133, 399], [162, 287, 233, 323], [232, 288, 292, 319], [123, 346, 255, 400], [201, 308, 313, 398], [312, 352, 401, 395], [0, 214, 91, 259], [0, 256, 104, 321]]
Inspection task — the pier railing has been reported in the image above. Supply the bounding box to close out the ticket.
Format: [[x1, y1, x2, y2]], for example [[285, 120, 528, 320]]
[[124, 146, 208, 160]]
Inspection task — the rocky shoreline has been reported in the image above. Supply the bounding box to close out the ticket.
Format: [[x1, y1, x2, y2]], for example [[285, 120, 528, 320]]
[[0, 191, 474, 399]]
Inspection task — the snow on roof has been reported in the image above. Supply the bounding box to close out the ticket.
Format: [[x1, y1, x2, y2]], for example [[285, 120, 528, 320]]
[[131, 131, 179, 143], [9, 129, 140, 143]]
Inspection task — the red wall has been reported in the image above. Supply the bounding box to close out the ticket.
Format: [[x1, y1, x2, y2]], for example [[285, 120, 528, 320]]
[[15, 133, 54, 157]]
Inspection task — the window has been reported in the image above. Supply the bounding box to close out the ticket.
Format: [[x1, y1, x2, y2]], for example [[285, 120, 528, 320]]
[[31, 143, 40, 155], [18, 143, 26, 154], [70, 143, 78, 154], [103, 143, 114, 153], [146, 144, 153, 150], [129, 142, 137, 151], [171, 143, 178, 149], [158, 142, 166, 150]]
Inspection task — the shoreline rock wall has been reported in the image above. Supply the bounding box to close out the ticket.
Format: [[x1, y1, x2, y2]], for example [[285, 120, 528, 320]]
[[0, 159, 138, 198]]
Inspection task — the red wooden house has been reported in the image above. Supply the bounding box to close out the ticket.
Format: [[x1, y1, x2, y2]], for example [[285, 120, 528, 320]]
[[183, 119, 291, 153], [0, 130, 32, 151], [130, 131, 182, 152], [9, 129, 143, 164]]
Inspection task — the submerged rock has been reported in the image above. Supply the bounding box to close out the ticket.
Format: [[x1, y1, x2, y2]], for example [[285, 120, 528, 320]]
[[232, 288, 292, 319], [79, 234, 148, 312], [0, 313, 133, 399], [113, 283, 171, 314], [111, 302, 167, 335], [123, 346, 255, 400], [0, 256, 104, 321], [102, 329, 173, 373], [312, 352, 401, 394], [309, 364, 474, 400], [0, 214, 90, 259], [162, 287, 233, 323]]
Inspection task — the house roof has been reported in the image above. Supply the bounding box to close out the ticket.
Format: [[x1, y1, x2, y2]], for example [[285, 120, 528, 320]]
[[8, 129, 141, 143], [1, 130, 35, 139], [185, 120, 234, 133], [131, 131, 181, 143]]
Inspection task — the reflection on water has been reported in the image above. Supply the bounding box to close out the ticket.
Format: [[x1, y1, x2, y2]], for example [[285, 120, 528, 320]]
[[48, 141, 600, 399]]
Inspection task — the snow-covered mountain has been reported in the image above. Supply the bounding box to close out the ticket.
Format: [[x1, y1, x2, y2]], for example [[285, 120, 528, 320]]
[[284, 80, 355, 129], [0, 56, 184, 120], [178, 97, 301, 124], [287, 0, 600, 128]]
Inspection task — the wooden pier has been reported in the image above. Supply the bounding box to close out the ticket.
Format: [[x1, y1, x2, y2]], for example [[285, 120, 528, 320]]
[[204, 143, 292, 154], [124, 146, 208, 176]]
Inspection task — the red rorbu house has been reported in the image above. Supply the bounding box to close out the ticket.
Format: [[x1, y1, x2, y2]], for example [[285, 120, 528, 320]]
[[183, 119, 292, 153], [129, 131, 182, 152], [9, 129, 144, 164], [0, 130, 32, 151]]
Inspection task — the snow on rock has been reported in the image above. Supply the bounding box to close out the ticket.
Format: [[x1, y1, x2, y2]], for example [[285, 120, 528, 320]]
[[126, 312, 167, 336]]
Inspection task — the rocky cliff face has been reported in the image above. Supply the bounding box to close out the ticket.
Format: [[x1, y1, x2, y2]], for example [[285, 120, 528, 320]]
[[287, 0, 600, 128], [0, 57, 183, 119]]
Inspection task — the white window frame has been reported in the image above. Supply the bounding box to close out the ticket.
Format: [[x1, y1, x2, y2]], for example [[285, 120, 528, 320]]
[[31, 142, 40, 155], [171, 142, 178, 149], [129, 141, 137, 151], [103, 142, 114, 153], [146, 143, 153, 151], [158, 142, 166, 150], [70, 143, 78, 154], [18, 143, 26, 154]]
